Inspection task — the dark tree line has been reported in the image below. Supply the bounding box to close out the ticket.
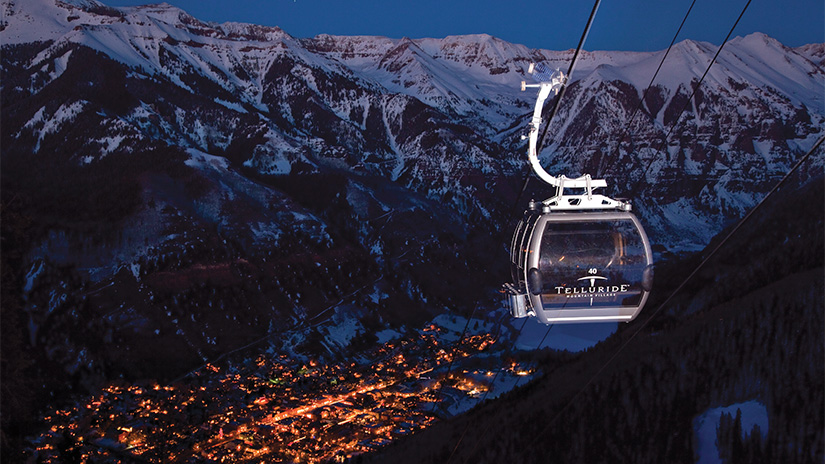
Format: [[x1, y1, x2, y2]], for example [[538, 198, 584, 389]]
[[717, 408, 767, 463]]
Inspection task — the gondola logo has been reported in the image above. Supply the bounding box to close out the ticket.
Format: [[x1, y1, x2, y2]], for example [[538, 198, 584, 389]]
[[553, 268, 631, 296]]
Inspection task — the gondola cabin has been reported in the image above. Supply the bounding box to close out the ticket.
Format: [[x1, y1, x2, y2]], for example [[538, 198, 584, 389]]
[[506, 203, 653, 324], [502, 63, 654, 324]]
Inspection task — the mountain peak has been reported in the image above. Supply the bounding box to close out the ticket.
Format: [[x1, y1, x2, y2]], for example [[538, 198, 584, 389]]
[[441, 33, 497, 43], [672, 37, 715, 52], [795, 42, 825, 66], [128, 2, 202, 27], [729, 31, 787, 50], [219, 21, 291, 42]]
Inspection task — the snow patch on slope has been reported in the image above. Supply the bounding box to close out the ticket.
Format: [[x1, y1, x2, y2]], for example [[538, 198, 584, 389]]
[[694, 401, 769, 463], [22, 100, 88, 152]]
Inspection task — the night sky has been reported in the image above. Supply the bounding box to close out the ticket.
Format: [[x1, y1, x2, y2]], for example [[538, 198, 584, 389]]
[[104, 0, 824, 51]]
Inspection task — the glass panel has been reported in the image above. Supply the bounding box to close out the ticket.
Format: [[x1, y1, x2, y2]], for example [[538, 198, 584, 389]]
[[510, 213, 539, 279], [536, 218, 648, 310], [520, 215, 539, 265], [510, 218, 526, 266]]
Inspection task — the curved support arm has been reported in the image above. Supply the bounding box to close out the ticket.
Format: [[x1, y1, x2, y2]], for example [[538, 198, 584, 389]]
[[526, 81, 561, 187], [522, 68, 606, 190]]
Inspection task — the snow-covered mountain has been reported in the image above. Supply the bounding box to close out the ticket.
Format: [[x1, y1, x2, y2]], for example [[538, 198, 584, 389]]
[[4, 0, 822, 244], [1, 0, 823, 414]]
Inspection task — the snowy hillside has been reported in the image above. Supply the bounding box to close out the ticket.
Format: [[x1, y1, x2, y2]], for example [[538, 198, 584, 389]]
[[3, 0, 823, 252]]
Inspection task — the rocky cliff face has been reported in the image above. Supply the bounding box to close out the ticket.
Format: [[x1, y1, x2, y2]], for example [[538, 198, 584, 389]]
[[1, 0, 823, 426]]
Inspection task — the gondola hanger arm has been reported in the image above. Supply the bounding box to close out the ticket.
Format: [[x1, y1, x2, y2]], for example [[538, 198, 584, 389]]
[[521, 65, 607, 191], [520, 63, 630, 212]]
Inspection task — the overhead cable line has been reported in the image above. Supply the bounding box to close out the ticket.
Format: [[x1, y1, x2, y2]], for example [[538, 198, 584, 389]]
[[444, 316, 529, 463], [626, 0, 753, 198], [447, 2, 603, 461], [458, 322, 555, 464], [431, 304, 479, 415], [501, 0, 602, 240], [596, 0, 698, 179], [535, 0, 603, 155], [523, 0, 758, 443], [446, 0, 772, 459]]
